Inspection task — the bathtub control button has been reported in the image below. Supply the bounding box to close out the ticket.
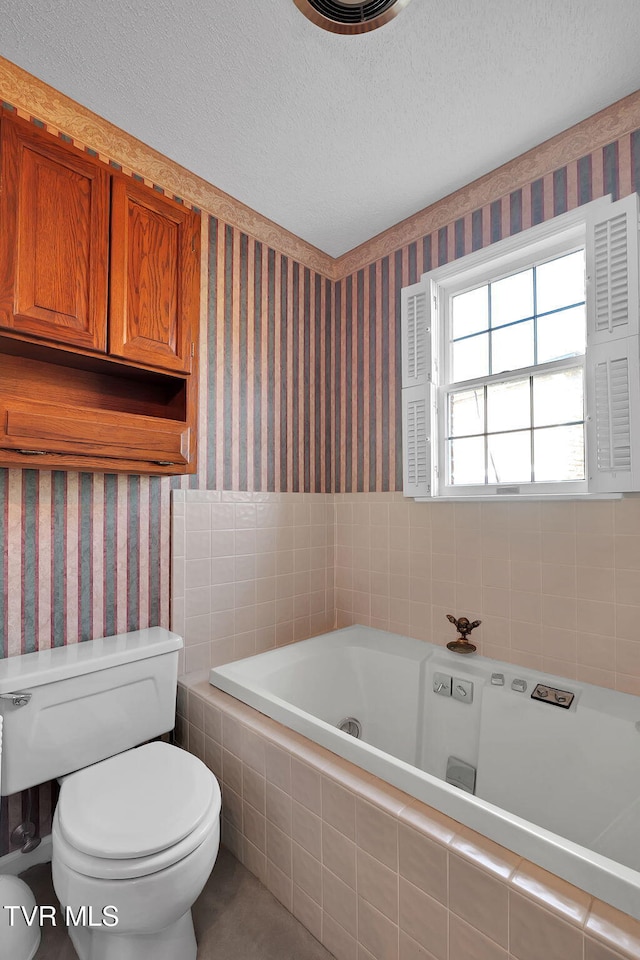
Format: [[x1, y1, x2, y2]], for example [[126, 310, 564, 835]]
[[433, 673, 452, 697], [531, 683, 575, 708], [511, 679, 527, 693], [452, 678, 474, 704], [490, 673, 504, 686]]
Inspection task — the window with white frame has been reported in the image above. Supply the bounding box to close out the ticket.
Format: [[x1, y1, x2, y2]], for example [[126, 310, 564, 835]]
[[401, 193, 640, 500]]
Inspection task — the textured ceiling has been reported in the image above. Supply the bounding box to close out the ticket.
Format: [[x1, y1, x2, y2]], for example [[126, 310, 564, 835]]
[[1, 0, 640, 256]]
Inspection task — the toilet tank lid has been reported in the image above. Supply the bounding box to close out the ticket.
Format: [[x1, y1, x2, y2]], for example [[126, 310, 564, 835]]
[[0, 628, 183, 693]]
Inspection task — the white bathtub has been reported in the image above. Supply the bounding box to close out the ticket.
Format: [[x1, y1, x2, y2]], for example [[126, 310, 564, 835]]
[[209, 625, 640, 921]]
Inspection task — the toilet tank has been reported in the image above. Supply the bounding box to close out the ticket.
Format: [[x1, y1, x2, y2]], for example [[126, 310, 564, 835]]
[[0, 628, 182, 796]]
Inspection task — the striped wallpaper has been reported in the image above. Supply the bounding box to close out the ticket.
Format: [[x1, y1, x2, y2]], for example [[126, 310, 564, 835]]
[[175, 218, 333, 495], [0, 471, 169, 658]]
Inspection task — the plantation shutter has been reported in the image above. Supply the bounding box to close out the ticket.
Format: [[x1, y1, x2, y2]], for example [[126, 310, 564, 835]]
[[587, 192, 639, 344], [401, 283, 431, 387], [402, 383, 433, 496], [586, 193, 640, 493], [401, 281, 433, 497]]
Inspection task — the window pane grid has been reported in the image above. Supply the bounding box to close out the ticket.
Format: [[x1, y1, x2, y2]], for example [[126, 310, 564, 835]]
[[447, 250, 586, 487], [447, 369, 585, 485], [450, 251, 585, 384], [448, 427, 586, 485]]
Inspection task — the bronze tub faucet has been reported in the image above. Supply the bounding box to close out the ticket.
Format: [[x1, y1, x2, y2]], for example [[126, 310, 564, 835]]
[[446, 614, 481, 654]]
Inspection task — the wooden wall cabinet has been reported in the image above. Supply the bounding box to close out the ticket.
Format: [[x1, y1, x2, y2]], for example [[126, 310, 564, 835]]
[[0, 112, 200, 475]]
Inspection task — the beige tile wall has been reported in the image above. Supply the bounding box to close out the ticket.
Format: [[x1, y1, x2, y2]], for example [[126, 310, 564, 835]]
[[172, 490, 640, 688], [334, 493, 640, 694], [179, 674, 640, 960], [171, 491, 335, 673]]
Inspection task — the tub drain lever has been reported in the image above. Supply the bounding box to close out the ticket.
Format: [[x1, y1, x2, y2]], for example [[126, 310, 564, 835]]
[[0, 692, 31, 707]]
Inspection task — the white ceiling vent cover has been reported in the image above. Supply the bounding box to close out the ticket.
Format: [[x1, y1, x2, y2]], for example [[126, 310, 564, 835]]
[[293, 0, 411, 34]]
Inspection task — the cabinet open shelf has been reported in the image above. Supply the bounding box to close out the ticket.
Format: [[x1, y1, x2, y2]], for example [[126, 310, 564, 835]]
[[1, 336, 188, 421], [0, 341, 193, 474]]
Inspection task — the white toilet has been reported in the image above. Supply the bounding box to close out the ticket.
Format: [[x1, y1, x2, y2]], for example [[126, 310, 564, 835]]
[[0, 628, 221, 960]]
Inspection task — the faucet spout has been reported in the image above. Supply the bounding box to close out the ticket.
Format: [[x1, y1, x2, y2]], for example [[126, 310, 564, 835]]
[[445, 614, 481, 654]]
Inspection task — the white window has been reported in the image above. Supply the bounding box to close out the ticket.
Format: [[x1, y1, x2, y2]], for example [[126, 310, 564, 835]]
[[401, 193, 640, 500]]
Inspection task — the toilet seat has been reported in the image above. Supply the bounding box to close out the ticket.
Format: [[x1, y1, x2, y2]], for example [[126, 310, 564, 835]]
[[54, 742, 221, 880], [53, 799, 220, 880]]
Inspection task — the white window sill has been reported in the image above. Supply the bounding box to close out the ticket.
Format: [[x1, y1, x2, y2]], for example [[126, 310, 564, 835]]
[[414, 493, 626, 502]]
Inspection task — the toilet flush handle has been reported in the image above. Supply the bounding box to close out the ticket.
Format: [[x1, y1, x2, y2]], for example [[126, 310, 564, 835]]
[[0, 692, 32, 707]]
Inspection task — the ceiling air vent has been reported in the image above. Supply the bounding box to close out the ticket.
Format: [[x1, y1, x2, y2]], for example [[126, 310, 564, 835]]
[[293, 0, 411, 34]]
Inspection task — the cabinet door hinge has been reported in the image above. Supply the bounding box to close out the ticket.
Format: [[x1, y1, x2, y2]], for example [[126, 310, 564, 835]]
[[191, 342, 195, 358]]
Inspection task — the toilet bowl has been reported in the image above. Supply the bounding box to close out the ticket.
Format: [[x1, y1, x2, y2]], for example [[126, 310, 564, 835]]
[[51, 741, 221, 960]]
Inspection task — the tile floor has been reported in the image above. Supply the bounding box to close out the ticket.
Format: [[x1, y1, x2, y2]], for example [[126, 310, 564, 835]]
[[22, 846, 334, 960]]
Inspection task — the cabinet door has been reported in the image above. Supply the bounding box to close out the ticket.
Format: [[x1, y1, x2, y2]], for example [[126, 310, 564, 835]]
[[0, 398, 191, 469], [109, 177, 200, 373], [0, 115, 110, 351]]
